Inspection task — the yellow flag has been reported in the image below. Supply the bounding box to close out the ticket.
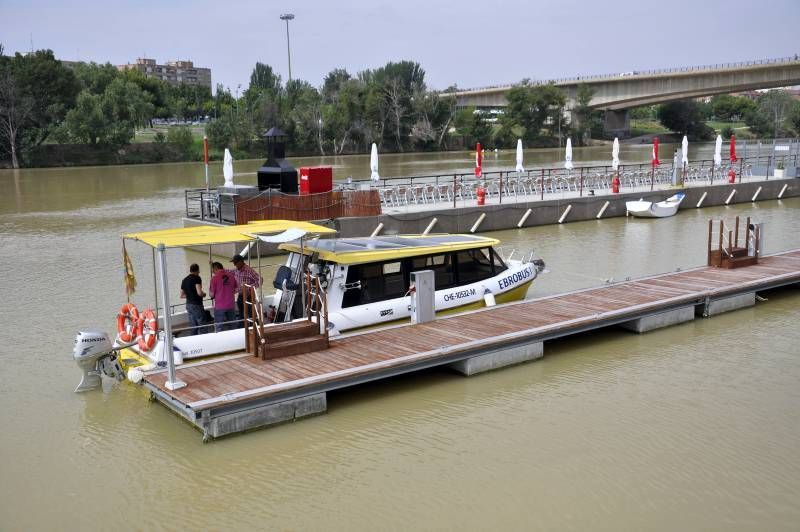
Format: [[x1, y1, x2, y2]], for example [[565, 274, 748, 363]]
[[123, 242, 137, 298]]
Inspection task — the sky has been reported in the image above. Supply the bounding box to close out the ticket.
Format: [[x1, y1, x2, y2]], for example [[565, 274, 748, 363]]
[[3, 0, 800, 93]]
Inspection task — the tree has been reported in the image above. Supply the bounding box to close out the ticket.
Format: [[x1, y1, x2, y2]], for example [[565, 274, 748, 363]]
[[656, 100, 714, 139], [630, 105, 657, 120], [168, 126, 194, 157], [745, 90, 794, 138], [60, 90, 107, 144], [710, 94, 755, 121], [58, 77, 154, 146], [502, 82, 565, 143], [283, 79, 324, 154], [323, 78, 366, 154], [248, 62, 282, 97], [0, 49, 79, 167], [572, 84, 603, 144], [0, 65, 34, 167], [789, 101, 800, 136]]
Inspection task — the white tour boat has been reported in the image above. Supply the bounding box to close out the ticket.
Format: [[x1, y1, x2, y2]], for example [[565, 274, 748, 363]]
[[73, 220, 544, 392]]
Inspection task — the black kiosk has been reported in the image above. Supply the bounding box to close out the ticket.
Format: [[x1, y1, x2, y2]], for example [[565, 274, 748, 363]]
[[257, 127, 298, 194]]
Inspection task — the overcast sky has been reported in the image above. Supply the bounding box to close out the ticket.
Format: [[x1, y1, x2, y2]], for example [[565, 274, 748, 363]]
[[3, 0, 799, 93]]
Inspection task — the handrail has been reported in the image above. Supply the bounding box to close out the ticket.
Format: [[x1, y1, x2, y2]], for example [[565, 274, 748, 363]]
[[304, 273, 329, 334]]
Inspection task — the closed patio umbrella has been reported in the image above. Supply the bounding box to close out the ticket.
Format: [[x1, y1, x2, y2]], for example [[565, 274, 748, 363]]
[[714, 135, 722, 167], [564, 138, 573, 170], [370, 143, 380, 182], [612, 137, 620, 171], [729, 134, 737, 163], [515, 139, 525, 174], [223, 148, 234, 187], [475, 142, 483, 177]]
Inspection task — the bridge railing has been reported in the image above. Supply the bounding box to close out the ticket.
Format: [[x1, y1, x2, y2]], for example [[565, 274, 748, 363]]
[[446, 55, 800, 95]]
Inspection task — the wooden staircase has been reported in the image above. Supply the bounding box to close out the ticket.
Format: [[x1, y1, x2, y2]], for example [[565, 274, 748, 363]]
[[242, 274, 330, 360], [707, 216, 761, 269]]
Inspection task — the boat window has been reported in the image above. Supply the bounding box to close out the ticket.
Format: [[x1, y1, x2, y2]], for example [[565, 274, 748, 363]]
[[455, 248, 494, 284], [409, 253, 455, 289], [342, 261, 407, 308], [491, 248, 508, 272]]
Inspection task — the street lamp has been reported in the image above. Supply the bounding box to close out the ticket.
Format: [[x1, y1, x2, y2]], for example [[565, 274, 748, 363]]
[[280, 13, 295, 82]]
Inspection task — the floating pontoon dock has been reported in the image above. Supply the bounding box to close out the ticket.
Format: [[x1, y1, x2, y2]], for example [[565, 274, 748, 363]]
[[143, 249, 800, 441]]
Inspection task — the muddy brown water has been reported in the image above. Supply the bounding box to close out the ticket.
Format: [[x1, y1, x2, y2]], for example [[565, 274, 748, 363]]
[[1, 147, 799, 530]]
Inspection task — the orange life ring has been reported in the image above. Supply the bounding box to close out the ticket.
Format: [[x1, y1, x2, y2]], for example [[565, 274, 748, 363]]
[[136, 308, 158, 352], [116, 303, 140, 343]]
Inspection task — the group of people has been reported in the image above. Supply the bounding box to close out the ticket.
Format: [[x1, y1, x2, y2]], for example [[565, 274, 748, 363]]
[[179, 254, 262, 334]]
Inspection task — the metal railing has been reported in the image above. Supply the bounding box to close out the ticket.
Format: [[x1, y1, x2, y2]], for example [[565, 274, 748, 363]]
[[185, 152, 798, 220]]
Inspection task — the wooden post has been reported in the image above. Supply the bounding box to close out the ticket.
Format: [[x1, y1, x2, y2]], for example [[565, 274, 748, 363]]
[[734, 216, 740, 249], [579, 167, 584, 197], [728, 230, 733, 258], [707, 219, 713, 266], [453, 174, 457, 209], [718, 221, 724, 267]]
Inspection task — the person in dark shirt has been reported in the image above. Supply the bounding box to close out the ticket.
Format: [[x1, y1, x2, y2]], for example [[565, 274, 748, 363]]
[[180, 263, 207, 335]]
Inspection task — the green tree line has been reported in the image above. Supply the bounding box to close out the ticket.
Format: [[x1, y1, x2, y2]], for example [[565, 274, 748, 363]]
[[2, 46, 799, 169]]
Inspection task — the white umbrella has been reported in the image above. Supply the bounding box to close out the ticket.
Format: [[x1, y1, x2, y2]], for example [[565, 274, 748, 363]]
[[370, 143, 380, 182], [515, 139, 525, 174], [681, 135, 689, 166], [612, 137, 620, 171], [223, 148, 234, 187], [564, 138, 573, 170], [714, 135, 722, 167]]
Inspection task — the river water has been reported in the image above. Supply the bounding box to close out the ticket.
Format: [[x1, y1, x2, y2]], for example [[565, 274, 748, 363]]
[[1, 145, 799, 530]]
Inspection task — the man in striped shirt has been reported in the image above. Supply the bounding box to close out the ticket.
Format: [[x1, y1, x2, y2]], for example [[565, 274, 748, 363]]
[[231, 254, 262, 327]]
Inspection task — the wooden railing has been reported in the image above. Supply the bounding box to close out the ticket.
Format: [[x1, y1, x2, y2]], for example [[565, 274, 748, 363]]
[[234, 189, 381, 225], [305, 273, 329, 335], [707, 216, 760, 269], [242, 283, 265, 357]]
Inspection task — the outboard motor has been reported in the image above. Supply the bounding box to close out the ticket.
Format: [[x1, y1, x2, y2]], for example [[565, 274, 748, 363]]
[[73, 329, 124, 392], [533, 258, 546, 274]]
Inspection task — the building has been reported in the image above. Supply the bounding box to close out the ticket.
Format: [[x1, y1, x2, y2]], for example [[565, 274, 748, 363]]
[[117, 58, 211, 89]]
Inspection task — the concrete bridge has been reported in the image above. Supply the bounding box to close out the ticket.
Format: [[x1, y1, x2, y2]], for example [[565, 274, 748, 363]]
[[446, 56, 800, 137]]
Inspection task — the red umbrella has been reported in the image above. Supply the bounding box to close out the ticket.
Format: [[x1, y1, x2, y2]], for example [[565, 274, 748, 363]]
[[729, 135, 737, 163], [474, 142, 483, 177], [652, 137, 660, 166]]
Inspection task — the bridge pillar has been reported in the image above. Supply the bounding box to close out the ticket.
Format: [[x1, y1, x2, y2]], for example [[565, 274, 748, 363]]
[[604, 109, 630, 139]]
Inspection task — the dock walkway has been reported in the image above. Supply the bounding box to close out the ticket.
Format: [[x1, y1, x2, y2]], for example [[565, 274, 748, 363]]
[[144, 250, 800, 440]]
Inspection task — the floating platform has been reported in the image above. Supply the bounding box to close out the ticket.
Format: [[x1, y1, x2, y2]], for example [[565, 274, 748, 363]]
[[143, 249, 800, 440]]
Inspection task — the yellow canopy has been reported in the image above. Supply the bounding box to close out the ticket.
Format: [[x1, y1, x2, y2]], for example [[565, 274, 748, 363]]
[[124, 220, 336, 248]]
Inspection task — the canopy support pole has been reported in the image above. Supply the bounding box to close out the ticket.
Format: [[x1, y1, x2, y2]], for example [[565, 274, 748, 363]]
[[152, 247, 159, 322], [300, 236, 306, 318], [157, 243, 185, 391]]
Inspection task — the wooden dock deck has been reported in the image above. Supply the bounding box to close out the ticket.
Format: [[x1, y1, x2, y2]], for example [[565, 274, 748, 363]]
[[143, 249, 800, 440]]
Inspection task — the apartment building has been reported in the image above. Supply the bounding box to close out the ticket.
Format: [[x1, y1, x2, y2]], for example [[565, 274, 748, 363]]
[[117, 58, 211, 89]]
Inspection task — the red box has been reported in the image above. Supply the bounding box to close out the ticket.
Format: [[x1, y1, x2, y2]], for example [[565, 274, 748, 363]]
[[299, 166, 333, 195]]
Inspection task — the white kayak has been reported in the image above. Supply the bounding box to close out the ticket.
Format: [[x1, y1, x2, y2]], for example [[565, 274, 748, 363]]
[[626, 193, 685, 218]]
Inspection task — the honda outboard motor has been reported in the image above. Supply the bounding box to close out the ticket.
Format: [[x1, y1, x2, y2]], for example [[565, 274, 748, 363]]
[[73, 329, 124, 392], [533, 258, 546, 274]]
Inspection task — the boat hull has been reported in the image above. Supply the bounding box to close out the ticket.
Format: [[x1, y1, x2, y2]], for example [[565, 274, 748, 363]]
[[626, 193, 685, 218]]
